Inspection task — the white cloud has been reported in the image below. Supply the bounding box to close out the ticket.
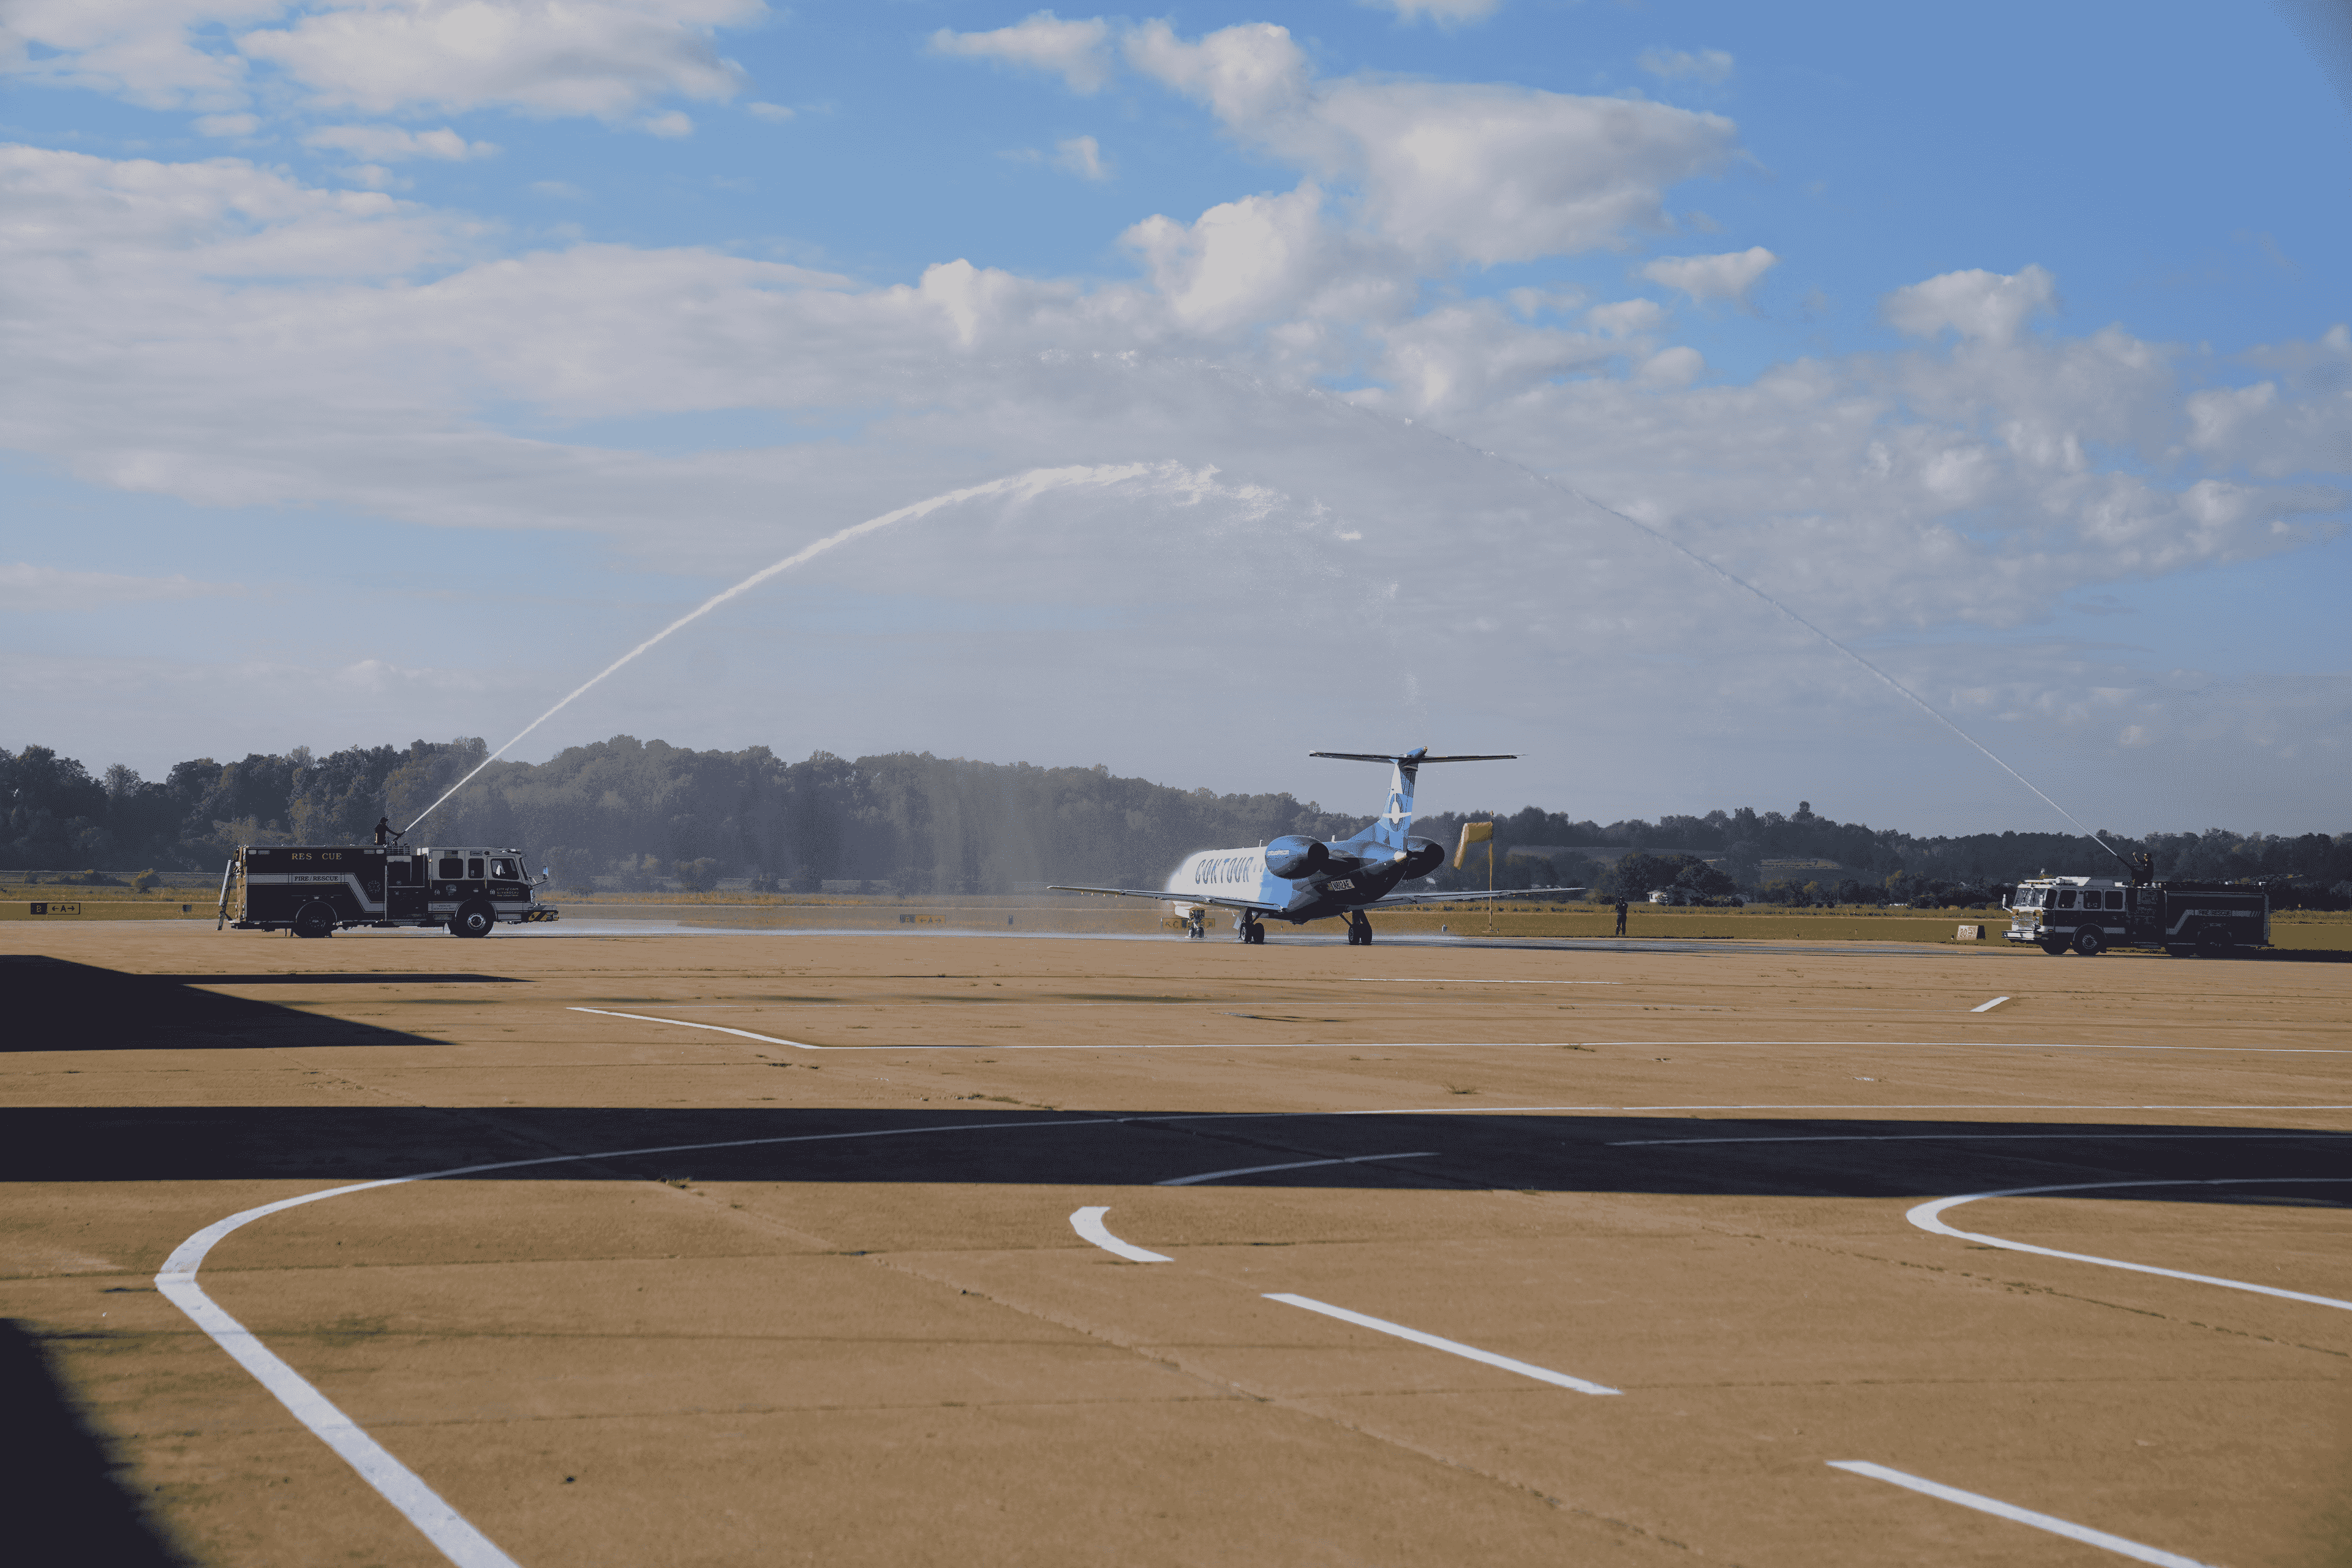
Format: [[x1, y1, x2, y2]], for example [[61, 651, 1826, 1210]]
[[1883, 264, 2058, 345], [239, 0, 759, 118], [930, 11, 1114, 94], [1586, 297, 1665, 337], [195, 111, 263, 137], [1125, 21, 1738, 266], [1052, 134, 1110, 181], [1, 141, 2343, 830], [746, 100, 793, 121], [0, 0, 277, 111], [1377, 0, 1502, 20], [1638, 245, 1777, 306], [1637, 47, 1734, 83], [643, 109, 693, 138], [1634, 345, 1704, 388], [0, 562, 244, 612], [306, 123, 496, 160]]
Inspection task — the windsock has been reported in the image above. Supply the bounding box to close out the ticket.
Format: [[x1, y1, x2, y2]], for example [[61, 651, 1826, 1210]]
[[1453, 821, 1493, 869]]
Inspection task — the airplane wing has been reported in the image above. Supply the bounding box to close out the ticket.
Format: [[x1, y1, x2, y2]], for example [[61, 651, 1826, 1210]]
[[1370, 886, 1585, 907], [1048, 884, 1289, 916]]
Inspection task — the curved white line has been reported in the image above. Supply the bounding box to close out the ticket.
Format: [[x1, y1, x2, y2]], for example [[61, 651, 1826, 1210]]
[[1907, 1178, 2352, 1310], [570, 1006, 820, 1049], [1068, 1206, 1169, 1262], [1827, 1461, 2217, 1567], [159, 1115, 1125, 1565], [1158, 1153, 1438, 1186]]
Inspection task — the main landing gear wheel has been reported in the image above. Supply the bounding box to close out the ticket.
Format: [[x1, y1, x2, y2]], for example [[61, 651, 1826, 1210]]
[[1346, 913, 1373, 946], [2073, 927, 2105, 957], [293, 901, 336, 940], [451, 900, 497, 938]]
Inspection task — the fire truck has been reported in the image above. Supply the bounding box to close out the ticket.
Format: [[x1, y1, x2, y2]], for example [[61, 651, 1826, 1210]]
[[2003, 870, 2267, 957], [218, 843, 560, 938]]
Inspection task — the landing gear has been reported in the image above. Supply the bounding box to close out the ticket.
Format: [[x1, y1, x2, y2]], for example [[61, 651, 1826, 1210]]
[[1234, 913, 1265, 944], [1345, 911, 1373, 946], [1185, 913, 1206, 940]]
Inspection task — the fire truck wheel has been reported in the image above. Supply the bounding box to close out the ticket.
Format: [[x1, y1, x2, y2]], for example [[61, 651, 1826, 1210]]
[[293, 902, 335, 940], [2038, 935, 2069, 956], [2073, 927, 2105, 957], [451, 900, 497, 938]]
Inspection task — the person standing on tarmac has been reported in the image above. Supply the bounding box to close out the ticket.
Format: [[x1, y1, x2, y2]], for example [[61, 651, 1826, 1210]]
[[1613, 896, 1629, 937]]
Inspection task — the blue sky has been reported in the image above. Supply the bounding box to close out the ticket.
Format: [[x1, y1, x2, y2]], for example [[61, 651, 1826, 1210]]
[[3, 1, 2346, 834]]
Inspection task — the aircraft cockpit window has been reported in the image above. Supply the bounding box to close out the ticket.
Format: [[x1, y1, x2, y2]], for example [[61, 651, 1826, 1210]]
[[437, 857, 463, 879], [467, 857, 485, 879], [489, 858, 518, 880]]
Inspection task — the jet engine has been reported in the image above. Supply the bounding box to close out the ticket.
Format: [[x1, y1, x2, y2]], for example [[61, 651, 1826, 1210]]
[[1398, 837, 1446, 880], [1263, 834, 1332, 879]]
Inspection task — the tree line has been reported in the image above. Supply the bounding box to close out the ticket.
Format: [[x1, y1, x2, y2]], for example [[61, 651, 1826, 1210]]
[[6, 739, 2348, 907]]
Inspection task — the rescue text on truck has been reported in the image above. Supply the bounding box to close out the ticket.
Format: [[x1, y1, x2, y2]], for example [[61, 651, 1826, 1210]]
[[218, 843, 561, 937]]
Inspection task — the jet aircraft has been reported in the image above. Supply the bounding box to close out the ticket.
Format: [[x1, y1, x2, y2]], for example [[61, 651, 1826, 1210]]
[[1050, 749, 1579, 944]]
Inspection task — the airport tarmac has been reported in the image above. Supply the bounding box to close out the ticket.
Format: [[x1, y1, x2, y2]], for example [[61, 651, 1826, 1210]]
[[4, 924, 2347, 1567]]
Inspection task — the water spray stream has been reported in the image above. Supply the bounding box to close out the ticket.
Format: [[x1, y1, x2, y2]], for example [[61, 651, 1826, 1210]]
[[402, 461, 1197, 835], [1361, 403, 2127, 865]]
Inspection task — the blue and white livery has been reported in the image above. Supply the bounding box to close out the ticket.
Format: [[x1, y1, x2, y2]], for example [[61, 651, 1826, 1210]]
[[1051, 749, 1578, 945]]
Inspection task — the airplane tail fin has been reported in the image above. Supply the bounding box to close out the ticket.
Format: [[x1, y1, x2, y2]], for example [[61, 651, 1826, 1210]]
[[1310, 748, 1516, 853]]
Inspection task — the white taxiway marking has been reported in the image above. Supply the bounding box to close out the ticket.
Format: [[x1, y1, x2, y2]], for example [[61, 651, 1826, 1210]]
[[1907, 1178, 2352, 1310], [1069, 1206, 1170, 1262], [1265, 1294, 1620, 1395], [1826, 1461, 2217, 1567], [1970, 996, 2010, 1012], [157, 1188, 522, 1568], [569, 1006, 820, 1049], [160, 1115, 1129, 1566], [1158, 1152, 1437, 1186]]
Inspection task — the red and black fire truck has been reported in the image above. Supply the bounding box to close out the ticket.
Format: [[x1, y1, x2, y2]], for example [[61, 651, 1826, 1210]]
[[219, 843, 560, 938], [2003, 869, 2267, 958]]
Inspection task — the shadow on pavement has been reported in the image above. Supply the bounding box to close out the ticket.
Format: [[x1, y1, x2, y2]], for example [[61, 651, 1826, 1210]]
[[0, 1104, 2342, 1201], [2, 956, 510, 1052], [0, 1319, 197, 1568]]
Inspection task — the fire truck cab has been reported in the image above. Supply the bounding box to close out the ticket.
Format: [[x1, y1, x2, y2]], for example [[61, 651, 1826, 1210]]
[[221, 843, 560, 938], [2004, 873, 2267, 958]]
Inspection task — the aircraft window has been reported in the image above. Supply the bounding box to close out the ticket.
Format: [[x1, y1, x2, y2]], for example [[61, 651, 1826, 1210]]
[[467, 857, 485, 879], [437, 857, 463, 879], [2055, 890, 2076, 909], [489, 858, 518, 880]]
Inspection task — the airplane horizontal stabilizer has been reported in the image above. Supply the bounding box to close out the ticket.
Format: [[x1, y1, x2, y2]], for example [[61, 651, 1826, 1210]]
[[1309, 752, 1517, 764]]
